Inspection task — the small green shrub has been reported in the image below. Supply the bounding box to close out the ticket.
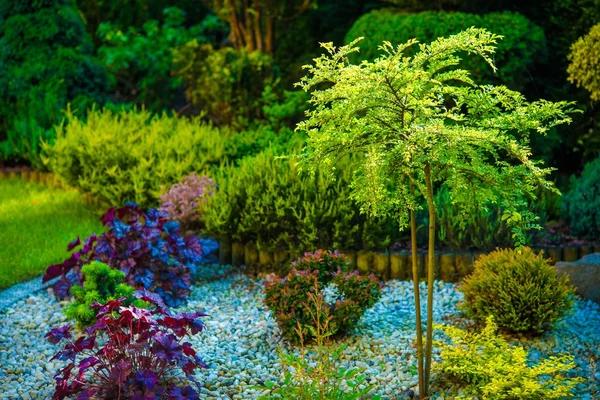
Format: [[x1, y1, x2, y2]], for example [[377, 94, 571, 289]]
[[200, 148, 401, 251], [259, 288, 379, 400], [264, 252, 382, 344], [172, 42, 277, 127], [459, 248, 575, 334], [563, 156, 600, 239], [435, 316, 584, 399], [42, 106, 232, 209], [63, 261, 146, 329], [344, 10, 546, 90]]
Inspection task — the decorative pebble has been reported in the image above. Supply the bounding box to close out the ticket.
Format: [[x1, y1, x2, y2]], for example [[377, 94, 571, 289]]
[[0, 266, 598, 399]]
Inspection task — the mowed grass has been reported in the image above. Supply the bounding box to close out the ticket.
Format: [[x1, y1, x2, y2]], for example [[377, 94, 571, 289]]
[[0, 178, 104, 290]]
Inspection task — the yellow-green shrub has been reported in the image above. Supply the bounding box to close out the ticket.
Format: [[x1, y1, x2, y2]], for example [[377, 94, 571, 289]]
[[435, 316, 583, 399], [42, 107, 233, 209], [459, 248, 575, 334], [567, 23, 600, 102]]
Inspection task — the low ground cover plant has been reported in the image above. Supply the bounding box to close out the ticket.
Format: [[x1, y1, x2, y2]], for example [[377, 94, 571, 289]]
[[0, 178, 103, 290], [264, 251, 382, 343], [43, 203, 206, 307], [459, 248, 575, 334], [63, 261, 148, 329], [435, 316, 583, 399], [160, 172, 216, 232], [46, 290, 207, 400]]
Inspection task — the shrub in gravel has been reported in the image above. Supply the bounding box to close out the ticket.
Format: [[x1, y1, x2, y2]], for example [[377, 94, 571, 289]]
[[63, 261, 148, 329], [160, 172, 216, 232], [435, 316, 583, 399], [459, 248, 575, 334], [258, 289, 378, 399], [46, 290, 207, 400], [43, 203, 206, 307], [264, 251, 382, 343]]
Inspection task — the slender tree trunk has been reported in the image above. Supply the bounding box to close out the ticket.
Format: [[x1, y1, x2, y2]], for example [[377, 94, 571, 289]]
[[253, 0, 264, 52], [423, 164, 436, 395], [409, 174, 424, 398]]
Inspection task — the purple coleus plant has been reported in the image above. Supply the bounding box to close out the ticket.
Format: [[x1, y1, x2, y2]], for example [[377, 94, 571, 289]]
[[43, 203, 210, 307], [46, 290, 208, 400]]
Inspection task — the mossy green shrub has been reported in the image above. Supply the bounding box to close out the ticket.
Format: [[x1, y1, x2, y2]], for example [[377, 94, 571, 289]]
[[63, 261, 147, 329], [344, 10, 546, 90], [0, 0, 109, 166], [42, 107, 233, 209], [459, 248, 575, 334], [435, 316, 583, 399], [200, 148, 402, 252], [172, 42, 277, 127], [563, 156, 600, 239], [264, 251, 382, 344]]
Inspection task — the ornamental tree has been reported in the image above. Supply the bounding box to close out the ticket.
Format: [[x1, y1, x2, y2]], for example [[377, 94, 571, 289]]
[[295, 28, 576, 398]]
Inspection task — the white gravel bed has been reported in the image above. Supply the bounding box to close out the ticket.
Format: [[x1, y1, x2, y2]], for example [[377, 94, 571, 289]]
[[1, 265, 599, 400]]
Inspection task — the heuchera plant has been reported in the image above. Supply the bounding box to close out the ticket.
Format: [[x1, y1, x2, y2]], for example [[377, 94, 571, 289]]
[[46, 290, 207, 400], [160, 173, 216, 231], [43, 203, 205, 307]]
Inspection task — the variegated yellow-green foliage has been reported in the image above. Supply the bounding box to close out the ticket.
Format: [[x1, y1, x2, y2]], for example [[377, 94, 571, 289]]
[[42, 107, 233, 209], [296, 29, 576, 247], [459, 248, 575, 334], [567, 23, 600, 101], [296, 28, 577, 398], [435, 316, 584, 399], [63, 261, 146, 329]]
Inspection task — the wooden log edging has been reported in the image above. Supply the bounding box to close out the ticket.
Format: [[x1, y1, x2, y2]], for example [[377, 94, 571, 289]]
[[218, 240, 600, 282]]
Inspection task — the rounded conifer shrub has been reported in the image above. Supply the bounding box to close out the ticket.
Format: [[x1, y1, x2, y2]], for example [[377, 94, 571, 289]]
[[264, 250, 382, 344], [459, 247, 575, 334]]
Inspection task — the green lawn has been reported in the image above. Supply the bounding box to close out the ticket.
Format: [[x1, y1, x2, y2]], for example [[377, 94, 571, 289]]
[[0, 178, 104, 289]]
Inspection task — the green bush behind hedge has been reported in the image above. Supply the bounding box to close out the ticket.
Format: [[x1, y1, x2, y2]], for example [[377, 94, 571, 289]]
[[345, 10, 546, 90]]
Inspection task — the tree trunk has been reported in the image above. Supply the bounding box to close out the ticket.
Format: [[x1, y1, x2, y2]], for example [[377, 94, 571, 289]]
[[409, 175, 424, 397], [423, 164, 436, 395]]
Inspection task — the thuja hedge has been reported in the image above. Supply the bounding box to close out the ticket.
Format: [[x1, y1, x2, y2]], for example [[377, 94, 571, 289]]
[[199, 148, 403, 252], [345, 10, 546, 91]]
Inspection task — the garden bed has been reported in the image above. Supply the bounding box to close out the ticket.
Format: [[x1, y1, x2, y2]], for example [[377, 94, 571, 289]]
[[0, 265, 598, 400]]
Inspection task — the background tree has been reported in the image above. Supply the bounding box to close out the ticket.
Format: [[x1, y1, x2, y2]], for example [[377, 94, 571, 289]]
[[202, 0, 316, 54], [568, 23, 600, 102], [296, 29, 575, 398], [0, 0, 109, 168]]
